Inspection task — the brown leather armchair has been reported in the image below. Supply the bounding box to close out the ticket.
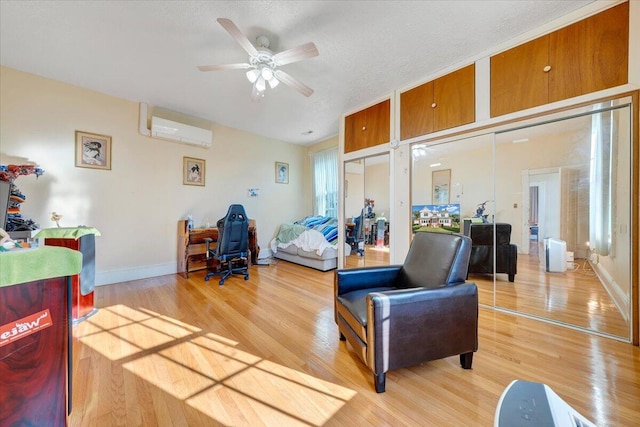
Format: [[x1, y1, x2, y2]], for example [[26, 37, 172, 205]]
[[334, 232, 478, 393]]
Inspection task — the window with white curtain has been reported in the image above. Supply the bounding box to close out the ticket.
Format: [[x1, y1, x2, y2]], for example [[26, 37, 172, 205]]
[[311, 148, 338, 217], [589, 108, 614, 256]]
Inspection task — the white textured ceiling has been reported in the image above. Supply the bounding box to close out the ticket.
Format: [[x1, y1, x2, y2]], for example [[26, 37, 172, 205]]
[[0, 0, 595, 145]]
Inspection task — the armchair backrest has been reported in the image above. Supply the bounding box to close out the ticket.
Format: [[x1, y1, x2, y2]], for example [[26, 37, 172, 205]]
[[215, 204, 249, 259], [469, 223, 512, 246], [396, 232, 471, 289]]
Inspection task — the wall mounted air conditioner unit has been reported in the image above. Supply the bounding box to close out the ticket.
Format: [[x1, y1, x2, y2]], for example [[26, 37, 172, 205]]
[[150, 116, 212, 148]]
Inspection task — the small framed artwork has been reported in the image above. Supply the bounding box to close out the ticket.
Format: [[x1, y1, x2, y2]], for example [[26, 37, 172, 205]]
[[432, 169, 451, 204], [183, 157, 206, 186], [275, 161, 289, 184], [75, 130, 112, 170]]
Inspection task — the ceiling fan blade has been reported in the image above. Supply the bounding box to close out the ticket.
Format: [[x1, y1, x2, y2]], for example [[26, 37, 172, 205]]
[[272, 42, 319, 66], [274, 70, 314, 97], [217, 18, 258, 57], [197, 63, 251, 72]]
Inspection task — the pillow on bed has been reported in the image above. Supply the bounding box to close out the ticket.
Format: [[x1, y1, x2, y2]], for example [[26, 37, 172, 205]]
[[314, 223, 338, 243], [296, 215, 333, 228]]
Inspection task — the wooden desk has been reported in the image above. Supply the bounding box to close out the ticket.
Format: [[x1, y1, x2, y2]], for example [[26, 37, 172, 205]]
[[177, 219, 259, 278]]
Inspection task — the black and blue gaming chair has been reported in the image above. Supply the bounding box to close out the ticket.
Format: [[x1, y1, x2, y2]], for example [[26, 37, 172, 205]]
[[204, 204, 250, 285], [346, 209, 365, 256]]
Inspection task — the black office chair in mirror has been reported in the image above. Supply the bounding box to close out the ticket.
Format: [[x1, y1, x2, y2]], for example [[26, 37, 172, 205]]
[[344, 153, 390, 269], [411, 97, 634, 341]]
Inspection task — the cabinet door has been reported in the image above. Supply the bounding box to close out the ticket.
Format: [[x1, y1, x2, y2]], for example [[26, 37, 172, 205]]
[[434, 63, 475, 131], [400, 81, 434, 140], [344, 108, 368, 153], [490, 35, 549, 117], [345, 99, 390, 153], [549, 2, 628, 102]]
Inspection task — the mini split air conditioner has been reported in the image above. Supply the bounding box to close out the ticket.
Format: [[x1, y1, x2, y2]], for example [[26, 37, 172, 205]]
[[150, 116, 212, 148]]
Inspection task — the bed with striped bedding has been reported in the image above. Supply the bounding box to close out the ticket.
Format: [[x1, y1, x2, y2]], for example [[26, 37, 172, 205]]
[[269, 215, 350, 271]]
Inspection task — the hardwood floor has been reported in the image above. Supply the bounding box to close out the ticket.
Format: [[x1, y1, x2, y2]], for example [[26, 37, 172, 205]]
[[70, 260, 640, 426], [344, 244, 390, 268], [473, 253, 630, 339], [349, 243, 630, 339]]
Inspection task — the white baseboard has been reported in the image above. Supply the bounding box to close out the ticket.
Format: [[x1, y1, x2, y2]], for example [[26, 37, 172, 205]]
[[95, 250, 274, 286], [591, 261, 629, 322], [258, 248, 273, 259], [95, 262, 177, 286]]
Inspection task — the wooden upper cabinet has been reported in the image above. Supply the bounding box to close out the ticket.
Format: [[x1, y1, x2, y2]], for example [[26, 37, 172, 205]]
[[549, 2, 628, 103], [491, 2, 629, 117], [433, 64, 475, 132], [344, 99, 390, 153], [400, 80, 435, 139], [490, 36, 550, 117], [400, 64, 475, 141]]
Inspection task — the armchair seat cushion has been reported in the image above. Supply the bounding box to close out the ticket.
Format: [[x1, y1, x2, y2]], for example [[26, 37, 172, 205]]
[[337, 286, 396, 330]]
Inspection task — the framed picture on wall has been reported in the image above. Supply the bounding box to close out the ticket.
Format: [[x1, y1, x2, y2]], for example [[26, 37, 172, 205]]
[[275, 161, 289, 184], [75, 130, 112, 170], [183, 157, 205, 186], [432, 169, 451, 204]]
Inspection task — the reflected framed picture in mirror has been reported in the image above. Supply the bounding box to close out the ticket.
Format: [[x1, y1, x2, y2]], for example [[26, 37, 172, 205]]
[[432, 169, 450, 204]]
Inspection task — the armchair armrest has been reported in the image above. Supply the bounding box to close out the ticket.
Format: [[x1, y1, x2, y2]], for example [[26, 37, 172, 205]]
[[368, 281, 477, 306], [366, 282, 478, 373], [335, 265, 402, 295]]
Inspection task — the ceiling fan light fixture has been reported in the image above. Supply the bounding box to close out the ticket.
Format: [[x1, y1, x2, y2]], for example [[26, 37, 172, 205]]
[[255, 76, 266, 92], [268, 77, 279, 89], [246, 69, 260, 83], [199, 18, 318, 99], [260, 66, 274, 81]]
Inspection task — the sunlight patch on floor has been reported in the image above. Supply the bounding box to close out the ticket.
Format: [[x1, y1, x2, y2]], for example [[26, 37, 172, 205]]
[[76, 304, 356, 426]]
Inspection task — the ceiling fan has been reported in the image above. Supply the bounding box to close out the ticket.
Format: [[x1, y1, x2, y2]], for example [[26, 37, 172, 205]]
[[198, 18, 319, 101]]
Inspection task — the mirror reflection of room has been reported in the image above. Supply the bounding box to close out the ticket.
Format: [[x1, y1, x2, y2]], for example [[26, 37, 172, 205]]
[[344, 154, 390, 268], [410, 100, 632, 341]]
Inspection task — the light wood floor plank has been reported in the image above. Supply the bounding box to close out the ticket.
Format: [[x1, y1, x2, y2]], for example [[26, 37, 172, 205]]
[[70, 259, 640, 426]]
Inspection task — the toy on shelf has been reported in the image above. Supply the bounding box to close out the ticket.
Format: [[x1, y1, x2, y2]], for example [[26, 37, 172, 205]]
[[0, 164, 45, 234], [50, 212, 63, 228]]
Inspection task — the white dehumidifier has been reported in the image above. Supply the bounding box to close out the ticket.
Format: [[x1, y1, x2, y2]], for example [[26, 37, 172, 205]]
[[544, 238, 567, 273]]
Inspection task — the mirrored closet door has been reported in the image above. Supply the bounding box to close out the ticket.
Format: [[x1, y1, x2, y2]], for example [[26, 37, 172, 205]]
[[410, 98, 634, 341], [411, 134, 496, 307], [344, 154, 390, 268], [493, 100, 632, 340]]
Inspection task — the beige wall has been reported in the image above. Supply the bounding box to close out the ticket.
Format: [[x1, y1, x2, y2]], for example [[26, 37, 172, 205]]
[[0, 66, 310, 284], [365, 159, 390, 219]]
